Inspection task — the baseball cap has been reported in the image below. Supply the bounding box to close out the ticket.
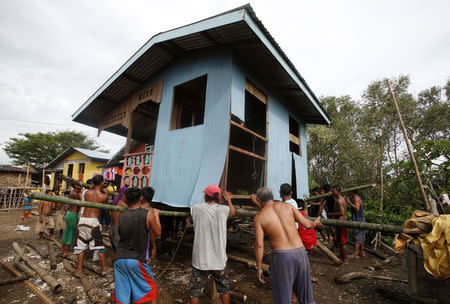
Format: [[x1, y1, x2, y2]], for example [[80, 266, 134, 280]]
[[203, 184, 221, 198]]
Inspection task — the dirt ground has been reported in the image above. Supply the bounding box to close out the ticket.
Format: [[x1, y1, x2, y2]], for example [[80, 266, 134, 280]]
[[0, 210, 409, 304]]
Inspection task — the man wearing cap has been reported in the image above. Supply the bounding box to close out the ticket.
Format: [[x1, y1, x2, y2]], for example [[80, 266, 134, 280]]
[[189, 185, 235, 304]]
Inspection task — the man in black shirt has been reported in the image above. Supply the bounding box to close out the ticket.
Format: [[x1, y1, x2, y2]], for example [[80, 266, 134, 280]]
[[113, 187, 161, 304]]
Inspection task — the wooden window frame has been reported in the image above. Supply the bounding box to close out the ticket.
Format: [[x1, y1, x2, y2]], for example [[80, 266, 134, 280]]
[[289, 115, 301, 156]]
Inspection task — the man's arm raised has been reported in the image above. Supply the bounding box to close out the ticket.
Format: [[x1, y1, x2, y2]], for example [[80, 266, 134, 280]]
[[292, 205, 321, 229], [253, 216, 265, 284], [222, 192, 235, 217]]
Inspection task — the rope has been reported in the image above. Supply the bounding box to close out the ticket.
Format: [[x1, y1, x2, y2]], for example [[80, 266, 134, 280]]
[[156, 223, 188, 281]]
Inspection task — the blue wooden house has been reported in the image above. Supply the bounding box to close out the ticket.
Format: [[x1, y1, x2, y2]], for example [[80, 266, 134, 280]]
[[72, 5, 330, 208]]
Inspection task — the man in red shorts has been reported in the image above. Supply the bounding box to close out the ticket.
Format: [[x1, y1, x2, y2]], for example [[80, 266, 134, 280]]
[[327, 185, 348, 264]]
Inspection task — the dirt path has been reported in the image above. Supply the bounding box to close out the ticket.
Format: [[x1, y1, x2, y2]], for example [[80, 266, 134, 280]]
[[0, 210, 408, 303]]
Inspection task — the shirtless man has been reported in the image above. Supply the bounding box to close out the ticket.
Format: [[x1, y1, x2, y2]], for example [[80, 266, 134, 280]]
[[37, 189, 55, 240], [141, 187, 157, 261], [253, 187, 321, 304], [74, 175, 110, 277], [110, 189, 128, 264], [60, 184, 82, 255], [53, 190, 66, 241], [327, 185, 348, 264]]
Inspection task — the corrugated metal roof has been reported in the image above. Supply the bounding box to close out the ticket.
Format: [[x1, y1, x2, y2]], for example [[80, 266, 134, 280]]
[[72, 4, 330, 129], [46, 147, 111, 170]]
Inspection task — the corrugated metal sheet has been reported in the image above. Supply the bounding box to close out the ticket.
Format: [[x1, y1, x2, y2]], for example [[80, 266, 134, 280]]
[[72, 5, 329, 129]]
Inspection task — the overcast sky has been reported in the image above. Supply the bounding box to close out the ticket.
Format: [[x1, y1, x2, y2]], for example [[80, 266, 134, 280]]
[[1, 0, 449, 164]]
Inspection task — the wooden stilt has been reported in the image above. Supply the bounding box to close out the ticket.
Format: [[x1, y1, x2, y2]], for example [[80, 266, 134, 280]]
[[316, 240, 342, 265]]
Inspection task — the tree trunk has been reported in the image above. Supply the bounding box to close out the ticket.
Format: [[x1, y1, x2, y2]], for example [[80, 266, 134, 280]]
[[0, 260, 54, 304], [316, 240, 342, 265], [13, 242, 62, 293]]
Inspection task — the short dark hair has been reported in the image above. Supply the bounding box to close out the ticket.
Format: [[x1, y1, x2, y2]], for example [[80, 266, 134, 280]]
[[124, 187, 142, 205], [142, 187, 155, 203], [205, 193, 220, 203], [256, 187, 274, 203], [45, 189, 52, 194], [332, 185, 341, 193], [86, 179, 93, 185], [347, 185, 357, 194], [322, 184, 331, 192], [279, 183, 292, 196], [92, 175, 104, 186], [312, 187, 320, 193]]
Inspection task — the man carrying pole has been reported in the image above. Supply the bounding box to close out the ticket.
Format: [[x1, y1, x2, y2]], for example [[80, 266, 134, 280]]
[[253, 187, 321, 304], [74, 175, 110, 277], [188, 185, 235, 304], [60, 184, 82, 256], [327, 186, 348, 264], [113, 187, 161, 304]]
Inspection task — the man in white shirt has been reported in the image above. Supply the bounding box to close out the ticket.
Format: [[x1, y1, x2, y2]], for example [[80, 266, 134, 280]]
[[280, 183, 299, 228], [189, 184, 235, 304]]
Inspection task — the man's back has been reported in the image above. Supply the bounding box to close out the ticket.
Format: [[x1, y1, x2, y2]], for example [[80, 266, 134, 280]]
[[191, 202, 229, 270], [256, 202, 303, 250], [116, 208, 149, 261], [83, 189, 108, 218]]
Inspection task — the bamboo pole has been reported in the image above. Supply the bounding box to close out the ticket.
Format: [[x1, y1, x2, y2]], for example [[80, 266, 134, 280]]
[[47, 241, 57, 270], [63, 260, 99, 301], [386, 80, 430, 212], [0, 260, 54, 304], [13, 242, 62, 293], [29, 192, 404, 233], [305, 184, 377, 201]]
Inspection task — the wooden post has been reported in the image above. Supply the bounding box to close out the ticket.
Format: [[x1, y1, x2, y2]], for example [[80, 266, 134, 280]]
[[125, 112, 134, 154], [374, 145, 384, 250], [25, 163, 30, 187], [386, 80, 430, 212], [18, 174, 22, 186], [42, 162, 46, 191]]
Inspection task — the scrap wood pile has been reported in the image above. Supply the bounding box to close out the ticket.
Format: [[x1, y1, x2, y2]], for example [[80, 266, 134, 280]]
[[0, 237, 113, 304]]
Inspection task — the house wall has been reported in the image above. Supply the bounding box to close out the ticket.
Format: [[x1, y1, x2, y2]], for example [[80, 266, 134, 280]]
[[148, 48, 232, 207], [231, 54, 309, 200], [57, 151, 106, 189]]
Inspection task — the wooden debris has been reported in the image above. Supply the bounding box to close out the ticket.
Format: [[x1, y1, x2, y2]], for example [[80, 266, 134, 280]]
[[13, 242, 62, 293], [0, 274, 29, 285], [228, 254, 270, 274], [63, 255, 103, 276], [63, 260, 99, 302], [28, 241, 49, 259], [14, 261, 37, 278], [335, 271, 408, 284], [47, 241, 57, 270], [0, 260, 55, 304], [43, 233, 62, 249], [374, 255, 398, 270], [230, 291, 248, 302], [316, 240, 342, 265]]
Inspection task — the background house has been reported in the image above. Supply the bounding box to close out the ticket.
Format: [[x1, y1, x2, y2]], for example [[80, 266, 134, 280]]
[[72, 5, 329, 208], [46, 147, 110, 190], [0, 165, 35, 187]]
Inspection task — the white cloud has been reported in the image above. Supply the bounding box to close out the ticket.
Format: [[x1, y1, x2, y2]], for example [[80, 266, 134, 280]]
[[0, 0, 449, 163]]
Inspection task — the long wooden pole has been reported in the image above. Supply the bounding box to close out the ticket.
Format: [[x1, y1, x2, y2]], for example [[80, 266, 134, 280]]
[[386, 80, 430, 212], [29, 192, 404, 233], [305, 184, 377, 201], [60, 174, 118, 197]]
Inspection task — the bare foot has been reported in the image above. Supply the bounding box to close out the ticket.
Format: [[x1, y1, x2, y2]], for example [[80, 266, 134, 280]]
[[74, 270, 82, 278], [343, 259, 349, 265]]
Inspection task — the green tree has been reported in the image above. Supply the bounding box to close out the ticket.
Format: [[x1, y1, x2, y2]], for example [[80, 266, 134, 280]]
[[3, 131, 107, 170]]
